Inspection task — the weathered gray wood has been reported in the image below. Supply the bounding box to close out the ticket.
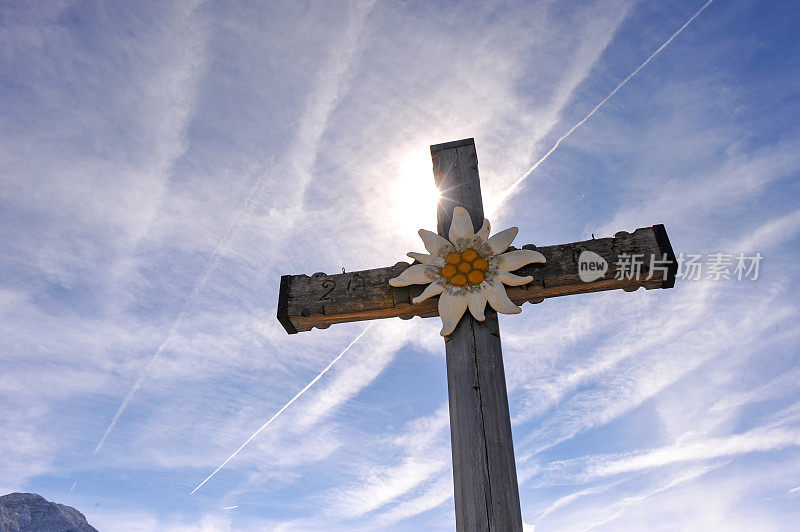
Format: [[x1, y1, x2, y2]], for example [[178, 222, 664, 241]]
[[277, 225, 676, 334], [433, 138, 523, 531], [432, 139, 484, 239], [446, 311, 523, 531], [473, 312, 519, 526]]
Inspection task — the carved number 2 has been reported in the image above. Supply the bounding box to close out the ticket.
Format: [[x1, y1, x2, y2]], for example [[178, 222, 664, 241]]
[[320, 279, 335, 301]]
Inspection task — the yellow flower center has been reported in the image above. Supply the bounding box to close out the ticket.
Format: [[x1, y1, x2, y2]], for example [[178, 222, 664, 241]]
[[440, 249, 488, 286]]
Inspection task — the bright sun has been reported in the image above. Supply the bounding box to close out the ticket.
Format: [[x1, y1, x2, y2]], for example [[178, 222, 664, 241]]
[[392, 149, 441, 233]]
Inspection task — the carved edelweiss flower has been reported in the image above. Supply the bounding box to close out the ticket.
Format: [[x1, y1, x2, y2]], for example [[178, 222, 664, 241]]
[[389, 206, 546, 336]]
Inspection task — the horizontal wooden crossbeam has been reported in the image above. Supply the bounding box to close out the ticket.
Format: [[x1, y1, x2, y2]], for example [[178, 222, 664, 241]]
[[277, 225, 677, 334]]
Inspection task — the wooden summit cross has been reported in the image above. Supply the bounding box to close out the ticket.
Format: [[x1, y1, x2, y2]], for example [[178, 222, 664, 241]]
[[277, 138, 676, 531]]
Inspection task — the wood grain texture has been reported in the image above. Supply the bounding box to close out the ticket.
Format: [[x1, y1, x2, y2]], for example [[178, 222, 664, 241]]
[[445, 307, 524, 530], [277, 225, 675, 334], [431, 137, 475, 152], [433, 139, 484, 239], [433, 138, 523, 531]]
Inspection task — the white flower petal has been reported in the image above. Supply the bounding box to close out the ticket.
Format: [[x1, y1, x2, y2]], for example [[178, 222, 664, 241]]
[[439, 290, 468, 336], [419, 229, 455, 257], [389, 264, 436, 287], [467, 288, 487, 321], [485, 280, 522, 314], [475, 219, 490, 245], [490, 249, 546, 271], [449, 206, 475, 244], [480, 227, 519, 257], [412, 279, 446, 304], [495, 271, 533, 286], [407, 252, 445, 266]]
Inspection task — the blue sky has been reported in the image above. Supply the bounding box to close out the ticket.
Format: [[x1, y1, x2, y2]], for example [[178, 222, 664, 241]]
[[1, 0, 799, 530]]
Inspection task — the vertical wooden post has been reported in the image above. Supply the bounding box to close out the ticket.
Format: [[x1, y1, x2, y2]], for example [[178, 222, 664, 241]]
[[431, 139, 523, 531]]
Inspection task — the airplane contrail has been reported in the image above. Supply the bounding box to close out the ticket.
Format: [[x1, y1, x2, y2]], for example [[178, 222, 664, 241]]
[[490, 0, 715, 216], [93, 0, 374, 456], [190, 323, 373, 494], [93, 172, 269, 457]]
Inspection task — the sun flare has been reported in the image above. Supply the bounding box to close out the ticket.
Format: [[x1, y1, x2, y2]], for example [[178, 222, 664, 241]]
[[391, 149, 441, 232]]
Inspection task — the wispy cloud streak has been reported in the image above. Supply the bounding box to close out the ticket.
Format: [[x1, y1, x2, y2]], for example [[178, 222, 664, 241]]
[[542, 424, 800, 485], [490, 0, 716, 215], [329, 404, 450, 520], [190, 324, 373, 494], [535, 479, 625, 522], [93, 1, 377, 458], [92, 174, 269, 457], [580, 465, 717, 531]]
